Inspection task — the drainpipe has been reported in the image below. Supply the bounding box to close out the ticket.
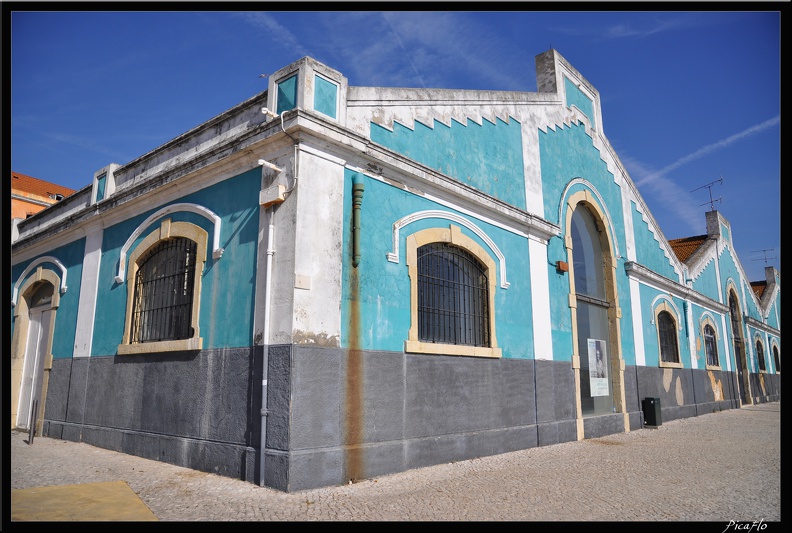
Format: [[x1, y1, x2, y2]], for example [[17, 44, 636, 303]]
[[259, 206, 276, 487], [258, 111, 299, 486], [352, 174, 365, 267]]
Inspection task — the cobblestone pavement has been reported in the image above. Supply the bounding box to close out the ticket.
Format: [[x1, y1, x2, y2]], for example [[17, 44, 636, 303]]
[[10, 402, 780, 521]]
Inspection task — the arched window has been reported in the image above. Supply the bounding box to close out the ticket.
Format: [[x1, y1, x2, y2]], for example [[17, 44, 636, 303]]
[[405, 224, 501, 358], [773, 346, 780, 373], [29, 281, 54, 308], [118, 219, 207, 354], [756, 340, 766, 372], [704, 324, 718, 367], [417, 242, 489, 347], [130, 237, 197, 343], [658, 311, 680, 364], [571, 204, 616, 417]]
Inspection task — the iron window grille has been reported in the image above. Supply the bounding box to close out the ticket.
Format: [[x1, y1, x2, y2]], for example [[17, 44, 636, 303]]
[[417, 242, 490, 347], [756, 340, 766, 371], [658, 311, 679, 363], [704, 324, 719, 366], [130, 237, 197, 344]]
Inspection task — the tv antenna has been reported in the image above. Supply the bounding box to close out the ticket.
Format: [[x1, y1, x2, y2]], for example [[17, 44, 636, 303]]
[[750, 248, 777, 266], [691, 177, 723, 210]]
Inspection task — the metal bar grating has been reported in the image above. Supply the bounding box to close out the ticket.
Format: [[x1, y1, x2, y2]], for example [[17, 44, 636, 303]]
[[131, 237, 197, 344], [417, 242, 489, 347]]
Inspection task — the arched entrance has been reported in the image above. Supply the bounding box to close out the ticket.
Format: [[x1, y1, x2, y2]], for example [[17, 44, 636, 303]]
[[728, 290, 751, 405], [565, 193, 626, 438], [10, 268, 61, 433]]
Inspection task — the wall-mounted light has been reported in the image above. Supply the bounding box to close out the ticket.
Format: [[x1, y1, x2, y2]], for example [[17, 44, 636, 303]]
[[261, 107, 279, 120], [258, 159, 284, 173]]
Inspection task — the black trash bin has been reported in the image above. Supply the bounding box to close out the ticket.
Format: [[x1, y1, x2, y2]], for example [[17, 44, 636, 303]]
[[642, 397, 662, 427]]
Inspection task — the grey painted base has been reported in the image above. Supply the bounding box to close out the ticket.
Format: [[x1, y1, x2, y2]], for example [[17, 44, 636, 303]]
[[265, 346, 579, 491], [42, 347, 262, 483], [39, 346, 776, 492]]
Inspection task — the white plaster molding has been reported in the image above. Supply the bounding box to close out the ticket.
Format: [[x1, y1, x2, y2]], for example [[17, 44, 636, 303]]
[[558, 178, 621, 259], [387, 209, 509, 289], [12, 256, 68, 306], [649, 294, 683, 325], [115, 202, 224, 283], [625, 261, 728, 314]]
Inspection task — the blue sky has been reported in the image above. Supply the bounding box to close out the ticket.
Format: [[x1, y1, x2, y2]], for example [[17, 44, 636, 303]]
[[10, 10, 780, 282]]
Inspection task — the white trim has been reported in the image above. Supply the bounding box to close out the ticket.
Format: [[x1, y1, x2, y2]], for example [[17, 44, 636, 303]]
[[625, 261, 728, 314], [650, 295, 683, 325], [12, 256, 68, 306], [629, 277, 646, 366], [529, 238, 553, 359], [73, 229, 103, 358], [343, 163, 557, 242], [720, 313, 732, 372], [387, 209, 510, 289], [559, 178, 621, 258], [115, 202, 224, 283]]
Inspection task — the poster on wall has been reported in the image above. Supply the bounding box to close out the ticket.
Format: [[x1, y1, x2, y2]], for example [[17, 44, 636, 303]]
[[587, 338, 609, 396]]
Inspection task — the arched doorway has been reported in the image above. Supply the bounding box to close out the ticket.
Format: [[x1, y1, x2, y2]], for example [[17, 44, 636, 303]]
[[10, 268, 61, 433], [728, 290, 751, 406], [566, 194, 626, 438]]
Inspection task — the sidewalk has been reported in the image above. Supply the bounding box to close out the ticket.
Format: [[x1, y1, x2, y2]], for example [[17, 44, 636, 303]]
[[9, 402, 781, 521]]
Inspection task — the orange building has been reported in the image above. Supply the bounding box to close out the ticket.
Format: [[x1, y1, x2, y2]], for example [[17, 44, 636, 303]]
[[11, 171, 76, 220]]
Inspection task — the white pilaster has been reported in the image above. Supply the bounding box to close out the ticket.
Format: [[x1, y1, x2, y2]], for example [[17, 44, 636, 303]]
[[529, 237, 553, 359], [73, 228, 103, 357]]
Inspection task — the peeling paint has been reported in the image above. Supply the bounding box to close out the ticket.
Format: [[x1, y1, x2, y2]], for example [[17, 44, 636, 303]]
[[292, 330, 340, 347], [675, 375, 684, 405], [708, 370, 723, 401], [662, 368, 673, 392]]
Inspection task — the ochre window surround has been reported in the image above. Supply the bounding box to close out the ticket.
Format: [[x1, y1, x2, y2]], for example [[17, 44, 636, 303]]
[[699, 316, 721, 369], [405, 224, 501, 358], [755, 337, 766, 373], [118, 219, 207, 355], [655, 301, 682, 368]]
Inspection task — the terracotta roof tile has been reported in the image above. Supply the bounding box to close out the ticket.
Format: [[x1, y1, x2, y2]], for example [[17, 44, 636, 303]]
[[11, 171, 76, 199], [751, 281, 767, 299], [668, 235, 707, 263]]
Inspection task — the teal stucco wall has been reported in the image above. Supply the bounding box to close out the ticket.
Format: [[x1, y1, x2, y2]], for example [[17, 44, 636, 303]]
[[564, 76, 596, 130], [639, 286, 691, 367], [11, 237, 86, 359], [90, 169, 260, 356], [539, 121, 636, 365], [371, 116, 526, 210], [630, 202, 678, 281], [340, 169, 534, 359]]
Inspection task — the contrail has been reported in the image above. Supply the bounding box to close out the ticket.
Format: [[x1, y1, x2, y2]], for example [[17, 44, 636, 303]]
[[636, 116, 779, 187], [382, 12, 427, 88]]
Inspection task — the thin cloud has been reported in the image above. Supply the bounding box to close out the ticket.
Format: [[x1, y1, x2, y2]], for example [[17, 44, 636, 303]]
[[624, 116, 780, 235], [554, 14, 708, 41], [622, 155, 703, 233], [237, 12, 312, 58], [316, 12, 528, 90], [636, 116, 780, 187], [382, 12, 427, 88], [47, 132, 129, 161]]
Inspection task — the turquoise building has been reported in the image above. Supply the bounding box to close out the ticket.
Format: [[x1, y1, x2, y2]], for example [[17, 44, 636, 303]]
[[10, 50, 780, 492]]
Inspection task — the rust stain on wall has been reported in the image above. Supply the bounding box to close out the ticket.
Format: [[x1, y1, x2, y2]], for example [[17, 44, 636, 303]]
[[345, 246, 364, 483]]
